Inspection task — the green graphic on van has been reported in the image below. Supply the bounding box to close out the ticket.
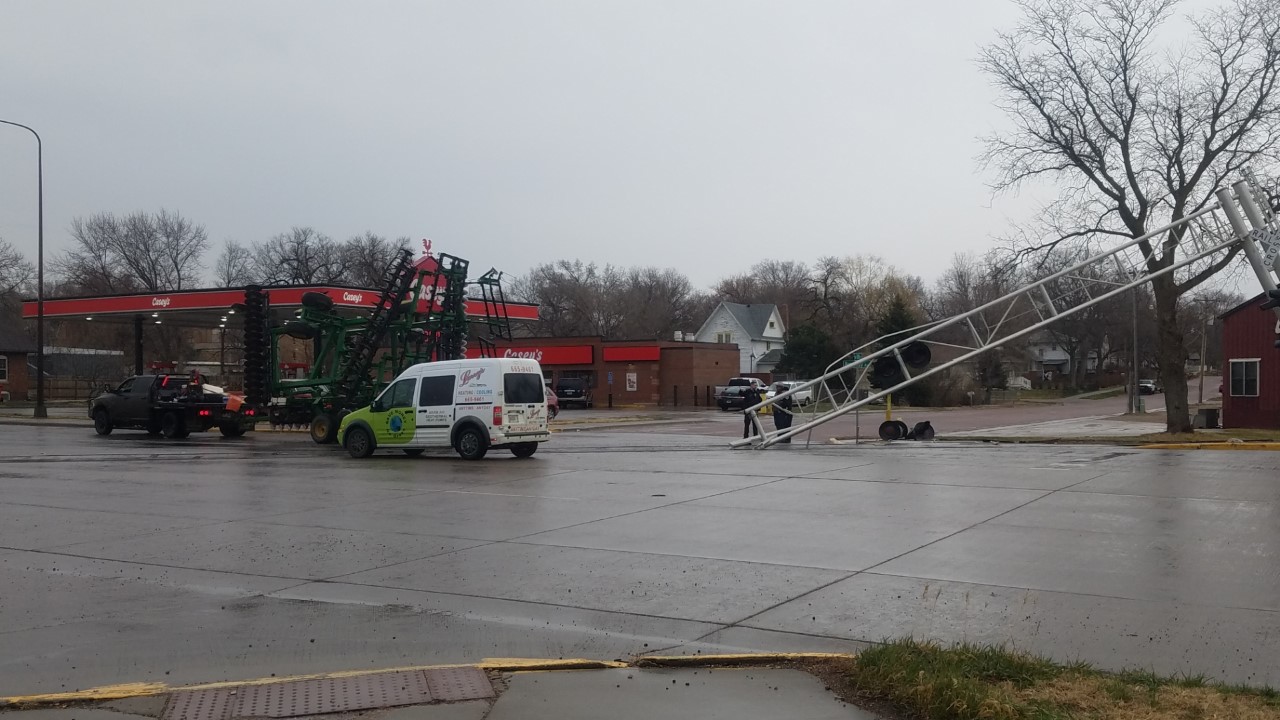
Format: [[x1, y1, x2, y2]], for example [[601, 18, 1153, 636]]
[[382, 408, 414, 443]]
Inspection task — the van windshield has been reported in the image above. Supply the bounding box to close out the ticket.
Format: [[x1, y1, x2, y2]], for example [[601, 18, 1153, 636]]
[[504, 373, 545, 404]]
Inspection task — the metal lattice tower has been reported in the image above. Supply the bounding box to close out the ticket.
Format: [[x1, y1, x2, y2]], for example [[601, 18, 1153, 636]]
[[736, 179, 1280, 449]]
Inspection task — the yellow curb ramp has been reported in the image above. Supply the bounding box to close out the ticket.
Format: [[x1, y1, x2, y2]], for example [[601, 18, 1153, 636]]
[[636, 652, 855, 667], [0, 654, 854, 707], [1138, 441, 1280, 450]]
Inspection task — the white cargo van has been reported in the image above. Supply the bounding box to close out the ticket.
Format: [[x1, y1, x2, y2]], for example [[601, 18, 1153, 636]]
[[337, 358, 552, 460]]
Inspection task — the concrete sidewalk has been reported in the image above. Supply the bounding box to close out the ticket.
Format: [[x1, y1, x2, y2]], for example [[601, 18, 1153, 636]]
[[1, 662, 878, 720]]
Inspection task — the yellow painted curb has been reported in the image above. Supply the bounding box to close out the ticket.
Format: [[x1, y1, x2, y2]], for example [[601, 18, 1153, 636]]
[[636, 652, 855, 667], [1, 682, 170, 705], [0, 659, 628, 707], [1138, 442, 1280, 450]]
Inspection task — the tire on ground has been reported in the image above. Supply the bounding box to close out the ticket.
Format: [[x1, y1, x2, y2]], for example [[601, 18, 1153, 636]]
[[455, 425, 489, 461], [161, 411, 186, 439], [310, 413, 338, 444], [345, 426, 375, 458], [878, 420, 903, 441], [93, 408, 113, 436]]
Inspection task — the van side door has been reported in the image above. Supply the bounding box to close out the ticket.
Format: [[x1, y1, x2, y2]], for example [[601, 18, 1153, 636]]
[[414, 374, 455, 447]]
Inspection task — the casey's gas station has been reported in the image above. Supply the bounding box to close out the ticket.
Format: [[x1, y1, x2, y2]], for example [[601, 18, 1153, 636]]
[[22, 285, 539, 378]]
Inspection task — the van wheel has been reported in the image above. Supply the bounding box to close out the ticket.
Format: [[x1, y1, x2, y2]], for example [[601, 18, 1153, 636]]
[[345, 427, 375, 458], [93, 409, 113, 436], [161, 412, 187, 439], [510, 442, 538, 459], [403, 448, 425, 457], [455, 427, 488, 460], [310, 413, 338, 444]]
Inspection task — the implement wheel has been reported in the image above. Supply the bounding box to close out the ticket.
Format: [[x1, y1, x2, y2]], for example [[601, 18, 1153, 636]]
[[310, 413, 338, 444]]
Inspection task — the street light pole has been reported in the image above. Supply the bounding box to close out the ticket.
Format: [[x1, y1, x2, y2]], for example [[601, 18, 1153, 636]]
[[0, 119, 46, 418], [1198, 319, 1207, 405], [1132, 286, 1138, 414]]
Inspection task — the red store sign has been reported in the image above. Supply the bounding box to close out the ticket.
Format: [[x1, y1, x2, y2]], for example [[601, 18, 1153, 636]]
[[468, 345, 594, 365]]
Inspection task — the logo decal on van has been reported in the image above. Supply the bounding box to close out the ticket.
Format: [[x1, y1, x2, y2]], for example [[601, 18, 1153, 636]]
[[459, 368, 486, 387]]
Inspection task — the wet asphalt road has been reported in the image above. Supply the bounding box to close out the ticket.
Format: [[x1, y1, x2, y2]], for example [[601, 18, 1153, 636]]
[[2, 424, 1279, 694]]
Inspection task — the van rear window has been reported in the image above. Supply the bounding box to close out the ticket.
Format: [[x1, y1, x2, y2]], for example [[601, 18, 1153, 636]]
[[504, 373, 545, 404]]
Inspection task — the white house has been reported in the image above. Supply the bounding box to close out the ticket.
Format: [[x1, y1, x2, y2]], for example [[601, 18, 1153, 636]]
[[693, 302, 786, 374], [1024, 331, 1100, 377]]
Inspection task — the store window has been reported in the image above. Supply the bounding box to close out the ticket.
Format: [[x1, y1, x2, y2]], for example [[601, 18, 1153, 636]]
[[1230, 359, 1260, 397]]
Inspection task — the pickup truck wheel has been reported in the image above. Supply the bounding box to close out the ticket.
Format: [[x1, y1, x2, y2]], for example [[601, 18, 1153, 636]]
[[160, 412, 187, 439], [510, 442, 538, 458], [345, 426, 375, 458], [93, 409, 113, 436], [455, 427, 488, 461], [310, 414, 338, 444]]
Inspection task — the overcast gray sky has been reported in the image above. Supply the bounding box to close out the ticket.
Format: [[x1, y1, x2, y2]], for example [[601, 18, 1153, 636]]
[[1, 0, 1040, 290]]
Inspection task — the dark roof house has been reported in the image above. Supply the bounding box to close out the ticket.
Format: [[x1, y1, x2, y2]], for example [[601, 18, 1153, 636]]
[[0, 320, 37, 354]]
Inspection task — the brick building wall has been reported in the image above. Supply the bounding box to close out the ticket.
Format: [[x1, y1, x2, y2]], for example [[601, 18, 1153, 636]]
[[1, 352, 30, 401], [471, 337, 740, 407]]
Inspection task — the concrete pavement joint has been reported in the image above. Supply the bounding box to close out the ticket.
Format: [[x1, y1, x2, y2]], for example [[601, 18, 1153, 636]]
[[680, 470, 1113, 650]]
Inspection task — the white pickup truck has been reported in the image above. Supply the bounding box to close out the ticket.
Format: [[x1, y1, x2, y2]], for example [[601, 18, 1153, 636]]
[[766, 380, 814, 406]]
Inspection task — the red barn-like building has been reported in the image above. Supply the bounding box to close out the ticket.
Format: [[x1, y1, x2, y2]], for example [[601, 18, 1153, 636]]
[[1220, 293, 1280, 429]]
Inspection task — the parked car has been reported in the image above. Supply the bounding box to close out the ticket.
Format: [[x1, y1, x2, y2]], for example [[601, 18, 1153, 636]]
[[1138, 379, 1162, 395], [89, 374, 256, 439], [766, 381, 814, 406], [554, 377, 592, 408], [714, 377, 770, 398], [716, 385, 759, 411]]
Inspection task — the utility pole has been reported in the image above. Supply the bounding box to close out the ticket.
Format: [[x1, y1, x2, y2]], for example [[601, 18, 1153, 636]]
[[1130, 285, 1139, 414]]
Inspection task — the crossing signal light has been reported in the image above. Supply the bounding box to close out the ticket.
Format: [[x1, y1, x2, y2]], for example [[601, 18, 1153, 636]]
[[1261, 289, 1280, 311]]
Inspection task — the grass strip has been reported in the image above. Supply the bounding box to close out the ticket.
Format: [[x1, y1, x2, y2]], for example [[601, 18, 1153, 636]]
[[824, 639, 1280, 720]]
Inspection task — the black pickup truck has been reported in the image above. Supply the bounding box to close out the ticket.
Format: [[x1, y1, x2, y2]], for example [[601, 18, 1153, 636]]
[[89, 375, 257, 439]]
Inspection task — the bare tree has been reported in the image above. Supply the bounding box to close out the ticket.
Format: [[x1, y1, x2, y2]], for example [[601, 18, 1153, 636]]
[[0, 238, 34, 298], [0, 238, 34, 323], [981, 0, 1280, 431], [59, 210, 208, 293], [215, 240, 255, 287], [616, 267, 703, 339], [715, 260, 814, 328], [341, 232, 412, 288], [253, 227, 347, 285], [510, 261, 630, 338]]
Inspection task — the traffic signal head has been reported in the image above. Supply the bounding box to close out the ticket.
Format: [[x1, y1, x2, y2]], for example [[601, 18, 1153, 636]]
[[1261, 289, 1280, 311]]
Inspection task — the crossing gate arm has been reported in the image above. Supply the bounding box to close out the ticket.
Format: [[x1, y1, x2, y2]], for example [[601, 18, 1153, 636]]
[[735, 182, 1280, 449]]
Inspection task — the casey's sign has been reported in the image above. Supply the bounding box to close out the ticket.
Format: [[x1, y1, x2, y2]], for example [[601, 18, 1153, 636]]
[[467, 345, 594, 365]]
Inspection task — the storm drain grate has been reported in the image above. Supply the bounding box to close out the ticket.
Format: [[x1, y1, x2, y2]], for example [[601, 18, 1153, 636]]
[[421, 667, 494, 702], [232, 671, 434, 717], [163, 688, 238, 720]]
